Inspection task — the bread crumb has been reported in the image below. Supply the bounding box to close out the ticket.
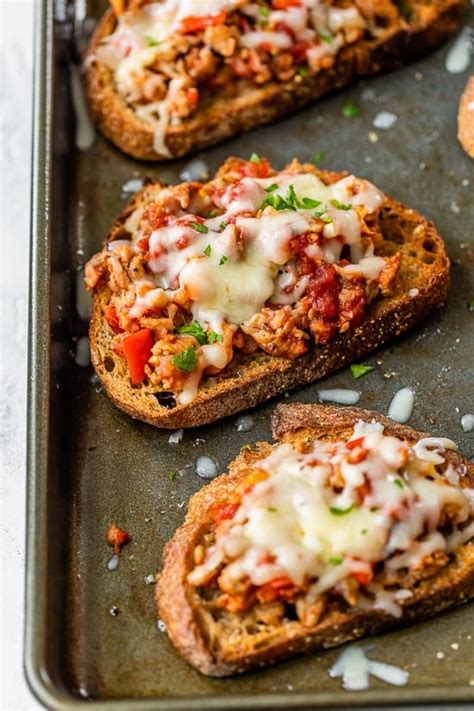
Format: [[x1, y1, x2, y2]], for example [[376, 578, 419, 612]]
[[451, 643, 459, 650], [436, 652, 445, 660]]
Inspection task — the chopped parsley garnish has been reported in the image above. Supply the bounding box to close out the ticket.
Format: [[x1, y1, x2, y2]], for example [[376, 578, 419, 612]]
[[260, 183, 321, 212], [203, 244, 212, 257], [321, 215, 333, 224], [219, 221, 227, 230], [329, 504, 354, 516], [361, 528, 368, 535], [265, 183, 279, 193], [260, 5, 270, 16], [329, 557, 343, 566], [167, 470, 176, 482], [219, 255, 228, 265], [255, 414, 267, 421], [191, 221, 208, 234], [145, 35, 159, 47], [249, 152, 260, 163], [176, 320, 207, 345], [468, 299, 474, 312], [176, 321, 223, 346], [172, 346, 197, 373], [300, 197, 322, 209], [297, 66, 309, 77], [342, 101, 361, 119], [397, 1, 413, 21], [267, 507, 278, 513], [313, 150, 325, 164], [330, 198, 353, 211], [394, 478, 404, 489], [351, 364, 375, 379], [319, 32, 333, 44]]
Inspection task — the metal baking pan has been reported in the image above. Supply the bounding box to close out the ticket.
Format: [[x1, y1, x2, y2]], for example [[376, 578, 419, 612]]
[[25, 1, 474, 707]]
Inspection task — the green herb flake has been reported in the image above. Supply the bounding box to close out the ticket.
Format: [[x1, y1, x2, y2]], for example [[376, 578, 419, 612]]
[[176, 320, 207, 345], [249, 152, 260, 164], [329, 198, 353, 211], [267, 507, 278, 513], [145, 35, 159, 47], [172, 346, 197, 373], [351, 364, 375, 379], [319, 32, 333, 44], [329, 557, 343, 566], [342, 101, 361, 119], [255, 414, 267, 421], [241, 444, 253, 451], [219, 221, 227, 230], [321, 215, 333, 224], [397, 1, 413, 22], [313, 150, 325, 164], [191, 221, 208, 234], [167, 470, 176, 482], [219, 255, 228, 266], [468, 299, 474, 312], [260, 5, 270, 16], [208, 332, 223, 344], [203, 244, 212, 257], [297, 66, 309, 77], [300, 197, 322, 209], [265, 183, 279, 193], [394, 478, 404, 489], [329, 504, 354, 516], [361, 528, 368, 535]]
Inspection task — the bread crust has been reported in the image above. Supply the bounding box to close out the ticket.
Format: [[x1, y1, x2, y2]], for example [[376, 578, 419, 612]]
[[84, 1, 468, 160], [156, 404, 474, 676], [88, 168, 450, 428]]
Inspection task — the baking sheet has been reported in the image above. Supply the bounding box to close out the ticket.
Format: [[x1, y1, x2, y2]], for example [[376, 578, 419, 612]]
[[26, 0, 474, 707]]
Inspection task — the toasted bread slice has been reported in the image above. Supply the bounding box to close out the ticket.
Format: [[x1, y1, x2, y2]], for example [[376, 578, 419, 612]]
[[87, 164, 449, 429], [458, 76, 474, 158], [84, 0, 467, 161], [157, 404, 474, 676]]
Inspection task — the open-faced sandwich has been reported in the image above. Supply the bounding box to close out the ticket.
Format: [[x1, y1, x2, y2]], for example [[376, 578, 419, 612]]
[[157, 403, 474, 676], [84, 0, 467, 160], [84, 156, 450, 428]]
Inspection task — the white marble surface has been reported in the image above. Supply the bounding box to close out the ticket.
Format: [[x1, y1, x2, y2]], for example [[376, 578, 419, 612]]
[[1, 1, 39, 708]]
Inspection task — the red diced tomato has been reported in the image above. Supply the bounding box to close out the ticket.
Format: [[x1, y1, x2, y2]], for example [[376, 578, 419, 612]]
[[240, 157, 271, 179], [122, 328, 154, 384], [347, 436, 365, 450], [256, 576, 295, 603], [187, 87, 199, 106], [136, 236, 149, 251], [351, 570, 373, 586], [211, 502, 240, 526], [104, 306, 123, 334], [181, 10, 227, 34], [272, 0, 301, 8]]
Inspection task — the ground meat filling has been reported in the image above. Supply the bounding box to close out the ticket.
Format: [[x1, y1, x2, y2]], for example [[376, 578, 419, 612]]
[[96, 0, 415, 128], [186, 425, 474, 627], [84, 157, 400, 401]]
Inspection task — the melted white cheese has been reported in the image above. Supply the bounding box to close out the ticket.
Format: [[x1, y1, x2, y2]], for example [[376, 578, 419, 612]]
[[96, 0, 367, 142], [140, 171, 383, 330], [188, 421, 474, 604]]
